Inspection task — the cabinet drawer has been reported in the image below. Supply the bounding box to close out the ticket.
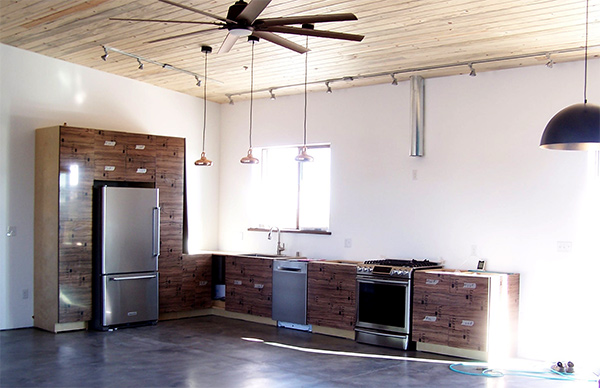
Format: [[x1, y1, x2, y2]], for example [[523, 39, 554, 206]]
[[125, 155, 156, 182], [413, 272, 450, 294], [449, 276, 489, 297], [122, 134, 155, 157]]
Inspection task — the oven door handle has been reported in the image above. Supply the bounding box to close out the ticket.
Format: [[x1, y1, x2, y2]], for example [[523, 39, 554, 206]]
[[356, 277, 410, 286]]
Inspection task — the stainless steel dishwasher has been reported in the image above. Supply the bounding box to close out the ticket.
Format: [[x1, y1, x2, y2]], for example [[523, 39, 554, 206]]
[[272, 259, 311, 331]]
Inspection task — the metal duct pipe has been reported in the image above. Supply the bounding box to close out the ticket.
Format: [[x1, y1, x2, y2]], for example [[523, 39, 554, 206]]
[[410, 75, 424, 157]]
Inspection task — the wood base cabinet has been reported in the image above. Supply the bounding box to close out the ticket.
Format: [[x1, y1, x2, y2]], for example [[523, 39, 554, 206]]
[[412, 270, 520, 361], [35, 125, 186, 332], [225, 256, 273, 317], [307, 262, 356, 330]]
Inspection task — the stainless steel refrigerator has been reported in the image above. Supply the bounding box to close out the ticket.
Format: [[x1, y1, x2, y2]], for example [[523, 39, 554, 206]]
[[93, 186, 160, 330]]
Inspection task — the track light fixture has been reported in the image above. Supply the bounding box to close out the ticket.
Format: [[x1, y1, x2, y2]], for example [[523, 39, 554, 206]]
[[325, 81, 332, 94], [101, 46, 109, 61], [468, 63, 476, 77], [227, 95, 234, 105], [195, 76, 202, 87], [540, 0, 600, 150], [240, 36, 260, 165], [137, 58, 144, 70], [269, 89, 276, 100], [391, 73, 398, 85], [195, 45, 213, 167], [545, 53, 554, 68]]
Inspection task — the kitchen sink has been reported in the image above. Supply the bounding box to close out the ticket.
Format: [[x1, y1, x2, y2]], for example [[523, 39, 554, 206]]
[[240, 253, 287, 258]]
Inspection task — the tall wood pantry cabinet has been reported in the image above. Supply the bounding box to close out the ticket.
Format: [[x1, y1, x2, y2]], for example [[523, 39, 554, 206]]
[[34, 125, 189, 332]]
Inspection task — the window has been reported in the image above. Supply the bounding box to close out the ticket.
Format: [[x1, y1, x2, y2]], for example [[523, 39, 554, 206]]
[[250, 144, 331, 232]]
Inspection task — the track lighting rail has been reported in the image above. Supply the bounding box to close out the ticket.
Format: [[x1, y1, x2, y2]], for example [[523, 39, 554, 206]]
[[101, 45, 223, 85], [226, 44, 600, 102]]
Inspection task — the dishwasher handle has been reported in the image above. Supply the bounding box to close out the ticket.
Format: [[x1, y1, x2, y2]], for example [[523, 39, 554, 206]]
[[276, 267, 302, 272]]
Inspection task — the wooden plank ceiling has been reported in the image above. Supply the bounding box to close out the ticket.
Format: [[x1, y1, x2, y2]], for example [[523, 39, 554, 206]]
[[1, 0, 599, 103]]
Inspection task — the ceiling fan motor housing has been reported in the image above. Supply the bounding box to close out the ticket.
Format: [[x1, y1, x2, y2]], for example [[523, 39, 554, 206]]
[[227, 0, 248, 23]]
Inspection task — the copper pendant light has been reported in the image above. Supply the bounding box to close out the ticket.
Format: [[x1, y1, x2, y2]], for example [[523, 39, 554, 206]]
[[241, 36, 260, 164], [195, 45, 214, 166], [295, 30, 314, 163], [540, 0, 600, 150]]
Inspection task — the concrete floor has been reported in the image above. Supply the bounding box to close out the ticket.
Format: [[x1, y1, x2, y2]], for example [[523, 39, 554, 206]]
[[1, 316, 596, 387]]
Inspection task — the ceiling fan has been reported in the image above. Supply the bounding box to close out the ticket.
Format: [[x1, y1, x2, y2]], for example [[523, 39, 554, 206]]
[[111, 0, 364, 54]]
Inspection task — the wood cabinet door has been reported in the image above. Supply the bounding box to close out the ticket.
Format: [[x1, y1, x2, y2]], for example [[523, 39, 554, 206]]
[[307, 262, 356, 330], [122, 133, 156, 182], [225, 256, 273, 317], [94, 130, 127, 180], [58, 126, 95, 322]]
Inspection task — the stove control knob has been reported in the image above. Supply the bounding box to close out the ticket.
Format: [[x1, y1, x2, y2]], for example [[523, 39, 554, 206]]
[[368, 267, 373, 273], [357, 266, 362, 272]]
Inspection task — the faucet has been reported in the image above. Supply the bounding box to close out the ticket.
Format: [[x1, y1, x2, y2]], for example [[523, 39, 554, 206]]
[[268, 227, 286, 256]]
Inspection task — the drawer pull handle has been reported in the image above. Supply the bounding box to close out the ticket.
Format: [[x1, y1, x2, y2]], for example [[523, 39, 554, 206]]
[[135, 144, 146, 150], [136, 168, 147, 174], [104, 166, 115, 171], [104, 140, 116, 147]]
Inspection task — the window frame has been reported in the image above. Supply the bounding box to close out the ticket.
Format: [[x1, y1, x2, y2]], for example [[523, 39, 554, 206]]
[[248, 143, 332, 235]]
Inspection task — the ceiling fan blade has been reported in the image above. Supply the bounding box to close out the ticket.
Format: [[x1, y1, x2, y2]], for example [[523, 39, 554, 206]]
[[159, 0, 230, 23], [252, 31, 308, 54], [256, 13, 358, 28], [146, 28, 221, 44], [217, 33, 240, 54], [260, 25, 364, 42], [237, 0, 271, 24], [110, 17, 223, 26]]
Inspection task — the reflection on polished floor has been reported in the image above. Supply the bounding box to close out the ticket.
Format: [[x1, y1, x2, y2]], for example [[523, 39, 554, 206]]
[[0, 316, 593, 387]]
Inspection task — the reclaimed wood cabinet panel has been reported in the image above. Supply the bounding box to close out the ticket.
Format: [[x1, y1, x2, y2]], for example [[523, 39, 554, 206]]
[[412, 270, 519, 360], [155, 136, 186, 313], [35, 126, 186, 331], [307, 262, 357, 330], [94, 130, 156, 182], [35, 126, 95, 331], [225, 256, 273, 317]]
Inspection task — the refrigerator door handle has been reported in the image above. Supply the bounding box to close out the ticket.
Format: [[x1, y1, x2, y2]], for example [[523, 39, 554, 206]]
[[109, 274, 157, 281], [152, 206, 161, 258]]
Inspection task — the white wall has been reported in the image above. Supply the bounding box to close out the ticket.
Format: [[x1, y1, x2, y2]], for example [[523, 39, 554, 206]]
[[218, 59, 600, 363], [0, 44, 221, 330]]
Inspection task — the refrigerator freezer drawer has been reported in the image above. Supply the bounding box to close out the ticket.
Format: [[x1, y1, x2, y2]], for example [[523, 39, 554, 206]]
[[101, 272, 158, 328]]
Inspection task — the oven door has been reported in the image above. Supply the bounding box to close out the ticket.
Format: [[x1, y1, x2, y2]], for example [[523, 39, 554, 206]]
[[356, 276, 411, 335]]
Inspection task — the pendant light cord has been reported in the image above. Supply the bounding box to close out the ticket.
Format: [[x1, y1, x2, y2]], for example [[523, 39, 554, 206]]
[[202, 50, 208, 152], [249, 40, 255, 149], [303, 36, 308, 146], [583, 0, 589, 104]]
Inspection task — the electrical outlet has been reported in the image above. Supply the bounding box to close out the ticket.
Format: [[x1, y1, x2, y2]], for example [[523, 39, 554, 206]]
[[344, 238, 352, 248], [471, 244, 478, 256], [557, 241, 572, 252]]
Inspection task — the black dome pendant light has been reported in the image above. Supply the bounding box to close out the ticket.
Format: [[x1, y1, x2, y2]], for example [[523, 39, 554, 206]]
[[241, 36, 260, 164], [540, 0, 600, 150], [295, 27, 314, 162], [195, 45, 214, 166]]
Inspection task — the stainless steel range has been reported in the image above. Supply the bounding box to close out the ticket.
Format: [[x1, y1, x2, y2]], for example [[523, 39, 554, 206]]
[[355, 258, 443, 350]]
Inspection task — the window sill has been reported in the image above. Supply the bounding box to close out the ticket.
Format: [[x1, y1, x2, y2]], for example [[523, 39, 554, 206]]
[[248, 227, 331, 236]]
